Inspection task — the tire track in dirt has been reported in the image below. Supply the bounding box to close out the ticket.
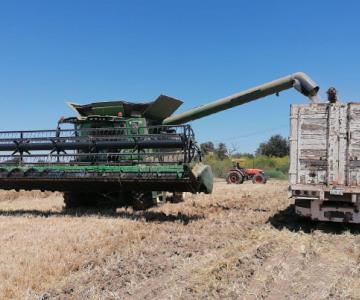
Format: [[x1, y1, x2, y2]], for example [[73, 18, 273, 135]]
[[40, 199, 278, 299], [2, 181, 360, 299], [127, 234, 277, 299], [242, 230, 360, 300]]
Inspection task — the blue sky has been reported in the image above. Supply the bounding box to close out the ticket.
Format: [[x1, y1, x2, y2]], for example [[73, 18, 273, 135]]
[[0, 0, 359, 153]]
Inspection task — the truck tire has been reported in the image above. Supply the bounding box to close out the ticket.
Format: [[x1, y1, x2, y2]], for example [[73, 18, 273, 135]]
[[252, 173, 266, 184], [226, 171, 244, 184]]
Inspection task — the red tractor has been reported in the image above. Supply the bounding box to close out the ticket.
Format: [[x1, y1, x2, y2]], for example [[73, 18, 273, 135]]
[[226, 161, 267, 184]]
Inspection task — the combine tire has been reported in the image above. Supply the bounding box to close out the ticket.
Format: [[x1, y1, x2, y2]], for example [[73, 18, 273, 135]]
[[226, 171, 243, 184], [252, 173, 267, 184], [64, 191, 155, 210], [169, 192, 184, 203], [131, 191, 155, 211], [63, 192, 98, 208]]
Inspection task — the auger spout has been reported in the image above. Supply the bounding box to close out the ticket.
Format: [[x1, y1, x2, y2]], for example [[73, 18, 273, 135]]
[[162, 72, 319, 125]]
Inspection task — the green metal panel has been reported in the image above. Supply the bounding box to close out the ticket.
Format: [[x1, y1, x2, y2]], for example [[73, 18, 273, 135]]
[[0, 164, 186, 176], [143, 95, 183, 121]]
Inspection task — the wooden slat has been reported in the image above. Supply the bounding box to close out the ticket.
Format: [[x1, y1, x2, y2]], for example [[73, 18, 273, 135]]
[[338, 104, 348, 185], [291, 104, 329, 185], [290, 103, 360, 187], [289, 105, 299, 185]]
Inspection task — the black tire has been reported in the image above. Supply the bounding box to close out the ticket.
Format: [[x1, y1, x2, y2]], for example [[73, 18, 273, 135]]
[[295, 199, 311, 208], [100, 192, 125, 208], [64, 191, 138, 210], [226, 171, 244, 184], [169, 192, 184, 203], [63, 192, 98, 209], [252, 173, 266, 184], [131, 191, 156, 211]]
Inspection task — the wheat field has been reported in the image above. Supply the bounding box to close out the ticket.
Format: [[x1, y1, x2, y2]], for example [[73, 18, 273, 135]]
[[0, 180, 359, 299]]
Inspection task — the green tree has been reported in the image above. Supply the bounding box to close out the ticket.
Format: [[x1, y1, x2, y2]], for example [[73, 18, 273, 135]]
[[200, 142, 229, 160], [232, 152, 254, 159], [200, 142, 215, 155], [216, 143, 228, 160], [256, 135, 289, 157]]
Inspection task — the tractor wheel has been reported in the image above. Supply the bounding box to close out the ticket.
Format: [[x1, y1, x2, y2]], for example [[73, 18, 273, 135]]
[[63, 192, 98, 209], [226, 171, 243, 184], [131, 191, 156, 211], [252, 173, 267, 184]]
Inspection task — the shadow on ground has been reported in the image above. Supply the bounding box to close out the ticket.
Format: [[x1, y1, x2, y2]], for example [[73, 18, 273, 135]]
[[0, 208, 204, 225], [268, 204, 360, 234]]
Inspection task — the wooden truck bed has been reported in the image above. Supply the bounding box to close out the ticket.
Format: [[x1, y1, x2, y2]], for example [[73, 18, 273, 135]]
[[290, 102, 360, 223], [290, 102, 360, 190]]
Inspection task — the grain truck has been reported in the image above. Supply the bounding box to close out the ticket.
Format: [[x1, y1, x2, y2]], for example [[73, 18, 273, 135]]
[[290, 88, 360, 223]]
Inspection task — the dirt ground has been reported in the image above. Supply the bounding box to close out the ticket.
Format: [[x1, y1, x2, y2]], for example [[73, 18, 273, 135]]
[[0, 180, 359, 299]]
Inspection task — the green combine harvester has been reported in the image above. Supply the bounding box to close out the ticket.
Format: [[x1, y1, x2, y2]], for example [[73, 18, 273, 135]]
[[0, 72, 318, 209]]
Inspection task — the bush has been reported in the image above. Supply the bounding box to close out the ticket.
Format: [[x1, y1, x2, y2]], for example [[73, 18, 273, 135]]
[[202, 154, 233, 178], [202, 154, 289, 180], [239, 155, 289, 177], [263, 169, 287, 180]]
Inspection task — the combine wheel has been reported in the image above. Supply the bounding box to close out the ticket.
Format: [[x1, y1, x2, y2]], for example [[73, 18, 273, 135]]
[[252, 173, 267, 184], [100, 192, 126, 208], [63, 192, 98, 209], [169, 192, 184, 203], [131, 191, 156, 211], [226, 171, 243, 184]]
